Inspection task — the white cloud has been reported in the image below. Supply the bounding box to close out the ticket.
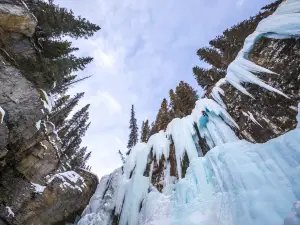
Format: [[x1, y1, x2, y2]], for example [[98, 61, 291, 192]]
[[237, 0, 246, 7]]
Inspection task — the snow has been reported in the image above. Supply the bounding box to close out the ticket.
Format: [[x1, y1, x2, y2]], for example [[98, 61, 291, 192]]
[[40, 89, 54, 112], [242, 111, 263, 128], [0, 106, 5, 124], [31, 182, 46, 193], [6, 206, 14, 218], [47, 171, 86, 192], [36, 120, 41, 130], [40, 141, 48, 150]]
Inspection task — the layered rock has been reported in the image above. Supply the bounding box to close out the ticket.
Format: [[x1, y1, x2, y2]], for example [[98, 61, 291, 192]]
[[0, 169, 98, 225], [0, 1, 98, 224]]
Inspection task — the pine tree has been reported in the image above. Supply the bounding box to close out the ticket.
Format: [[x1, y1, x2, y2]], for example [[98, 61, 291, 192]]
[[155, 98, 171, 131], [196, 47, 225, 69], [173, 81, 198, 118], [27, 0, 100, 39], [149, 121, 158, 137], [59, 104, 90, 141], [50, 92, 84, 129], [41, 40, 79, 59], [169, 89, 176, 119], [140, 120, 150, 142], [192, 66, 225, 87], [127, 105, 138, 149]]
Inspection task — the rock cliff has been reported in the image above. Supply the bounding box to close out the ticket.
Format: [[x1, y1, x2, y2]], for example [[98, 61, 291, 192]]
[[0, 1, 98, 224]]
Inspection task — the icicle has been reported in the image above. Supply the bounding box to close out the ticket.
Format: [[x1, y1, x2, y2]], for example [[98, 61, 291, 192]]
[[223, 0, 300, 98]]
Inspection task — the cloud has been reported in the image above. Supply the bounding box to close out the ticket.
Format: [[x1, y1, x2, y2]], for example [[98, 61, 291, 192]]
[[236, 0, 246, 7], [56, 0, 272, 179]]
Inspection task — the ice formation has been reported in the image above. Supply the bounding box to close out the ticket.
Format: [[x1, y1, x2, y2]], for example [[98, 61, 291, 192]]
[[212, 0, 300, 104], [79, 102, 300, 225], [77, 1, 300, 225]]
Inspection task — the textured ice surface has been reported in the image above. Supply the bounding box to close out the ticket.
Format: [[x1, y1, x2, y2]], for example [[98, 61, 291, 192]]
[[77, 99, 300, 225]]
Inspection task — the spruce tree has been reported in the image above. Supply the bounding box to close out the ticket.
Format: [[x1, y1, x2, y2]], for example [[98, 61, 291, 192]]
[[127, 105, 138, 149], [27, 0, 100, 39], [140, 120, 150, 142], [155, 98, 171, 131], [192, 66, 225, 87], [173, 81, 198, 118], [50, 92, 84, 129], [196, 47, 225, 69]]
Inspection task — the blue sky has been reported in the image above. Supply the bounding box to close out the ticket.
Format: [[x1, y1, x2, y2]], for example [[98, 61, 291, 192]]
[[56, 0, 274, 178]]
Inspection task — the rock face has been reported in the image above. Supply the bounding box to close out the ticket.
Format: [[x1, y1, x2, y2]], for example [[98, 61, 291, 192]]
[[208, 37, 300, 143], [0, 0, 37, 37], [0, 1, 98, 225], [0, 169, 98, 225]]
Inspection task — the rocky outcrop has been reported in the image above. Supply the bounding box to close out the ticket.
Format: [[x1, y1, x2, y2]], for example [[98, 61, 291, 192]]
[[0, 169, 98, 225], [208, 37, 300, 143], [0, 1, 98, 224], [0, 0, 37, 37]]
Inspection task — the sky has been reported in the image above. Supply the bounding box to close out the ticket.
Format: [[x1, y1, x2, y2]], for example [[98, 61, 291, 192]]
[[55, 0, 274, 179]]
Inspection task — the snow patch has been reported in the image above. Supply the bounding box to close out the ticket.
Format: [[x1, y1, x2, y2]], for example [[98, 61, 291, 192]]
[[6, 206, 14, 218], [39, 89, 54, 112], [242, 111, 263, 127], [31, 182, 46, 193], [0, 106, 5, 124], [47, 171, 85, 192], [35, 120, 41, 130]]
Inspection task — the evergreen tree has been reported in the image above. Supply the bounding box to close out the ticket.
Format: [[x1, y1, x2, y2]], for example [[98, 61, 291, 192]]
[[50, 92, 84, 129], [169, 81, 198, 118], [40, 40, 79, 59], [149, 121, 158, 137], [192, 66, 225, 87], [154, 98, 171, 131], [140, 120, 150, 142], [26, 0, 100, 39], [127, 105, 138, 149], [196, 47, 225, 69], [169, 89, 176, 119]]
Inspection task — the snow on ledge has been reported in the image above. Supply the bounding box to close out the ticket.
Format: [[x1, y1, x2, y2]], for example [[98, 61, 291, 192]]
[[31, 182, 46, 193], [47, 171, 86, 192]]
